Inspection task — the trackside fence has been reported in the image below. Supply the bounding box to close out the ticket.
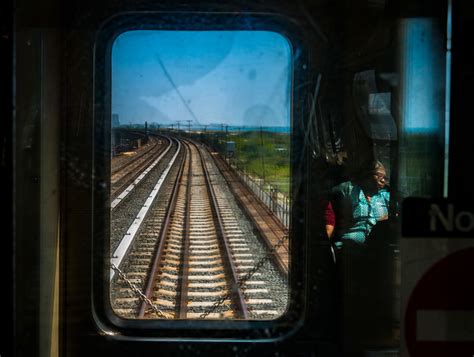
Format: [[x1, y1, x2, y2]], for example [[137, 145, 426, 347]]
[[231, 165, 290, 228]]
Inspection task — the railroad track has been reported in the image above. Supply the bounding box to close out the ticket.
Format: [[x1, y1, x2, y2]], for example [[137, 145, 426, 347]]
[[111, 135, 171, 204], [112, 134, 157, 175], [209, 149, 289, 276], [111, 137, 287, 320]]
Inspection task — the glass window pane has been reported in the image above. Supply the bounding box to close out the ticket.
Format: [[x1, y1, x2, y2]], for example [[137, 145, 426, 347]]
[[109, 30, 292, 320]]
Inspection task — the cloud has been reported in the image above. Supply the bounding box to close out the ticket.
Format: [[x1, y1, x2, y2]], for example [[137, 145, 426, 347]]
[[138, 62, 289, 127], [114, 31, 291, 126]]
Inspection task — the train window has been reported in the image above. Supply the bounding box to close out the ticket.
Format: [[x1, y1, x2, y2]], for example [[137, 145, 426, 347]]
[[92, 12, 309, 339], [109, 30, 291, 321]]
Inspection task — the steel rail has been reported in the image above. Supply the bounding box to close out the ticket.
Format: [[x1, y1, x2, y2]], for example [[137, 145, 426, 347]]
[[109, 140, 182, 282], [209, 149, 289, 277], [177, 142, 192, 318], [137, 141, 187, 318], [111, 136, 171, 200], [197, 143, 249, 319], [112, 134, 163, 175]]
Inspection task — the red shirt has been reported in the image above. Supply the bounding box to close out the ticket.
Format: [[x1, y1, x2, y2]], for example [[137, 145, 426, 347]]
[[324, 200, 335, 226]]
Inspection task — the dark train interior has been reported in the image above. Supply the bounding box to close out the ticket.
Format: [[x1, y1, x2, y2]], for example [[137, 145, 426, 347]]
[[3, 0, 474, 356]]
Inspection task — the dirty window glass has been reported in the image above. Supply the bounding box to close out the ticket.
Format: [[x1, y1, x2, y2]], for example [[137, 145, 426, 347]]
[[109, 30, 292, 320]]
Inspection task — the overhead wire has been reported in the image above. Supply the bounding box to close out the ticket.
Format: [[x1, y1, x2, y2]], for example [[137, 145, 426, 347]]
[[155, 55, 202, 126]]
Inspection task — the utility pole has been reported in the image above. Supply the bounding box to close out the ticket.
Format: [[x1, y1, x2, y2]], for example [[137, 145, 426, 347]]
[[202, 124, 208, 145], [185, 119, 192, 133], [220, 123, 225, 152], [224, 124, 229, 163], [237, 126, 241, 166], [225, 125, 229, 151]]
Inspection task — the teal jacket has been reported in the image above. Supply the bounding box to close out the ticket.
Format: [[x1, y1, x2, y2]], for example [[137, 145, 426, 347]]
[[331, 181, 390, 245]]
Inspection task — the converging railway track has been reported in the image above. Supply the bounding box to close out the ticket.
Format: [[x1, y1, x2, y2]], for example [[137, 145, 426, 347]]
[[110, 136, 288, 320], [111, 135, 172, 207]]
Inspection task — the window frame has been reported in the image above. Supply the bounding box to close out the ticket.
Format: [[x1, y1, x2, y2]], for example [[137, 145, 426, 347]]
[[92, 11, 311, 341]]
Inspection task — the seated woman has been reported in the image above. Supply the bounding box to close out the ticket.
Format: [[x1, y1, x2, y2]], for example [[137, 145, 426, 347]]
[[325, 160, 390, 247], [324, 160, 394, 353]]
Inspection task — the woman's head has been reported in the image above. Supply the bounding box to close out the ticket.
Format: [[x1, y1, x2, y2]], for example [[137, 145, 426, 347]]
[[358, 160, 388, 192]]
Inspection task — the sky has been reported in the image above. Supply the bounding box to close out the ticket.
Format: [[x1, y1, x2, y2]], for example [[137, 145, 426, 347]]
[[402, 18, 446, 134], [112, 30, 292, 128]]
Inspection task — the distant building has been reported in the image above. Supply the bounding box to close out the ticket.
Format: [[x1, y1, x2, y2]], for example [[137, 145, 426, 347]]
[[112, 114, 120, 128], [226, 141, 236, 157]]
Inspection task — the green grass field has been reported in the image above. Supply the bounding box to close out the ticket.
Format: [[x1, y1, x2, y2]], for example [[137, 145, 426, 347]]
[[222, 130, 290, 194]]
